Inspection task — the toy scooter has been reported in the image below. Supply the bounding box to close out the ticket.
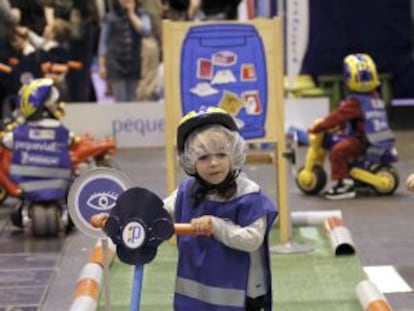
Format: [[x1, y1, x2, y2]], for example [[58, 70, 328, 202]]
[[295, 128, 399, 196], [70, 133, 117, 176]]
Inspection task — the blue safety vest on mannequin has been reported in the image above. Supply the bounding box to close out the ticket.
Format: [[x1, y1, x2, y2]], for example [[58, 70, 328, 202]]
[[10, 122, 71, 202]]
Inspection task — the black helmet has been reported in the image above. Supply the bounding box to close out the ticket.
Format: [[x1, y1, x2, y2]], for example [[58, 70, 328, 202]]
[[176, 107, 238, 153]]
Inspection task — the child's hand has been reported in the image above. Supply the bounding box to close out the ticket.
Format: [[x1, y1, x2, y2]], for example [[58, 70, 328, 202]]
[[406, 173, 414, 192], [307, 126, 317, 134], [191, 216, 213, 236]]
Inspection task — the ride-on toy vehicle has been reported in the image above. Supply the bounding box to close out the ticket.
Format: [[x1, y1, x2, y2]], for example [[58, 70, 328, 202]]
[[295, 127, 399, 196], [0, 78, 117, 237]]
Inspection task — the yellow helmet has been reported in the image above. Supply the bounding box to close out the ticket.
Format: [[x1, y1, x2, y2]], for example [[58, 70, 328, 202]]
[[177, 106, 238, 153], [18, 78, 62, 120], [343, 53, 380, 92]]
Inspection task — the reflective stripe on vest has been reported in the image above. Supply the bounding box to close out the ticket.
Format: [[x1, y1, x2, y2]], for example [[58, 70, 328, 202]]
[[19, 179, 69, 192], [10, 165, 71, 178], [175, 277, 245, 307], [366, 130, 394, 144]]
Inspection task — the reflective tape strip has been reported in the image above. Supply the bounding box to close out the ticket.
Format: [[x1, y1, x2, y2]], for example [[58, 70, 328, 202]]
[[19, 179, 69, 192], [10, 165, 71, 178], [175, 277, 245, 307], [291, 210, 343, 226], [77, 263, 103, 285], [324, 217, 355, 256], [367, 130, 394, 144], [69, 239, 116, 311], [69, 296, 97, 311], [356, 280, 394, 311]]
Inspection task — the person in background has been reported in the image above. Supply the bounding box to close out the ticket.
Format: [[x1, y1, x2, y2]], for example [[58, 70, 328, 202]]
[[98, 0, 151, 102], [26, 18, 72, 100], [137, 0, 163, 101], [10, 0, 48, 35], [308, 53, 395, 200], [43, 0, 100, 102], [0, 0, 19, 117], [2, 26, 40, 118], [163, 107, 277, 311]]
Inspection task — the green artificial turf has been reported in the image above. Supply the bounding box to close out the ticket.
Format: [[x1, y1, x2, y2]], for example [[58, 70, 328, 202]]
[[99, 226, 366, 310]]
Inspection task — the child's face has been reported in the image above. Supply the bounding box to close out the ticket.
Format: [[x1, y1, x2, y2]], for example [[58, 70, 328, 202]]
[[193, 131, 231, 185], [43, 24, 54, 40]]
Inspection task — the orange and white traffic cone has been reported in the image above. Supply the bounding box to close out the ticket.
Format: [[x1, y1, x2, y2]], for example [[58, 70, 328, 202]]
[[324, 216, 355, 256], [356, 280, 394, 311], [69, 239, 116, 311]]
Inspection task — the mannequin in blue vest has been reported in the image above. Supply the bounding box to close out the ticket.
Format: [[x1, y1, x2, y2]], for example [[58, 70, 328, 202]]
[[2, 78, 74, 227], [163, 106, 278, 311]]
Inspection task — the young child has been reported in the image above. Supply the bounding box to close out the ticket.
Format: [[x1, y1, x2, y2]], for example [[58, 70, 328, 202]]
[[163, 107, 278, 311], [27, 18, 72, 100], [308, 53, 395, 200]]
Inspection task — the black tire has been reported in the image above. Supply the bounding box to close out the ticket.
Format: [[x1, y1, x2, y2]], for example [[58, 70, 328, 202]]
[[31, 204, 61, 237], [45, 204, 60, 236], [31, 204, 48, 237], [295, 165, 327, 195], [371, 165, 400, 195]]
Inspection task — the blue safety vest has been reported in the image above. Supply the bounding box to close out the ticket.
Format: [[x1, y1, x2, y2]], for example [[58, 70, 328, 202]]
[[174, 177, 276, 311], [10, 122, 71, 202], [349, 93, 394, 147]]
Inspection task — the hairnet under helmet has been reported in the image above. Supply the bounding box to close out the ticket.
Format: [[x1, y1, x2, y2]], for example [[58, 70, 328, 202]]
[[177, 107, 246, 176]]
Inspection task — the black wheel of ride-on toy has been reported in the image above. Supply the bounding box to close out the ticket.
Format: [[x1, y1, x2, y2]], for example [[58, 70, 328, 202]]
[[31, 204, 61, 237], [371, 165, 400, 195], [0, 185, 8, 205], [295, 165, 327, 195]]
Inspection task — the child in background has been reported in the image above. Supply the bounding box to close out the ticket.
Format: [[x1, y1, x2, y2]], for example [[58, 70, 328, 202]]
[[26, 18, 72, 100], [308, 53, 395, 200], [2, 26, 40, 117], [98, 0, 151, 102], [163, 107, 277, 311]]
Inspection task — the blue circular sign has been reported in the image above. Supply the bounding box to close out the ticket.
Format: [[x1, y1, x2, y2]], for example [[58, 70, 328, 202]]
[[67, 167, 134, 238]]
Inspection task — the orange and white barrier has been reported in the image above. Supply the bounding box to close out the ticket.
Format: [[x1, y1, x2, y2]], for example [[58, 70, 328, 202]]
[[324, 216, 355, 256], [291, 210, 343, 227], [69, 239, 116, 311], [356, 280, 394, 311]]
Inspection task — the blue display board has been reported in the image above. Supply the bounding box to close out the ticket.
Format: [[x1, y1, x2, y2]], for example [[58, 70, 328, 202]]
[[180, 24, 268, 139]]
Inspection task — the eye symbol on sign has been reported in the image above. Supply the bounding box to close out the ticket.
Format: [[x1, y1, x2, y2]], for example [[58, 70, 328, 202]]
[[86, 192, 118, 211]]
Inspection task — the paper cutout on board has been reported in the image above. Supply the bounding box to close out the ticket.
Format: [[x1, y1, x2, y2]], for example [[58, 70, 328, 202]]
[[219, 91, 243, 115], [190, 83, 219, 97], [212, 50, 237, 66], [211, 70, 237, 85]]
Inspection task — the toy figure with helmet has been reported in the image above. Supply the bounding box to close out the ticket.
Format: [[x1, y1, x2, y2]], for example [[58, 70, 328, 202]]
[[296, 53, 399, 200], [163, 106, 278, 311], [1, 78, 74, 236]]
